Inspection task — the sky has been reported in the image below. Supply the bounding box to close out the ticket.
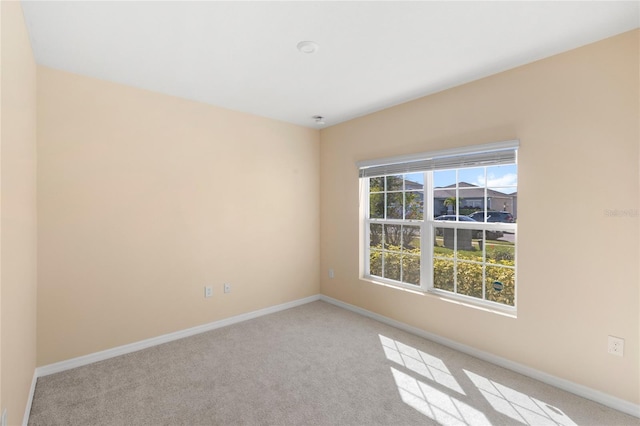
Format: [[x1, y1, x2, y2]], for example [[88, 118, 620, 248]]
[[404, 164, 518, 195]]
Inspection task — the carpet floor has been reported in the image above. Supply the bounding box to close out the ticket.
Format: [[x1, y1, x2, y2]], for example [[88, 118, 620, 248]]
[[29, 301, 638, 425]]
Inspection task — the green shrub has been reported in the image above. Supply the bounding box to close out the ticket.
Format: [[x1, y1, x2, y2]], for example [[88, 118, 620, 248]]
[[369, 245, 420, 285], [485, 265, 515, 305], [371, 245, 515, 306], [434, 259, 514, 306]]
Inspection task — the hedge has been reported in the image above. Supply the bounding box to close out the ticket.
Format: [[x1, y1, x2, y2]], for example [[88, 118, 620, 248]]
[[370, 245, 515, 306]]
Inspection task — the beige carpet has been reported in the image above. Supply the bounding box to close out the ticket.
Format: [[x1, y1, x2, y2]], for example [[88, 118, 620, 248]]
[[29, 301, 638, 425]]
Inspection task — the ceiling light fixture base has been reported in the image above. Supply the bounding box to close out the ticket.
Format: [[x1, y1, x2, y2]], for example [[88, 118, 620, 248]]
[[297, 41, 319, 54]]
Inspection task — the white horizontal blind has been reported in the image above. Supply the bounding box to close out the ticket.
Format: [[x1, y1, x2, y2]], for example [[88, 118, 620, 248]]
[[358, 140, 518, 178]]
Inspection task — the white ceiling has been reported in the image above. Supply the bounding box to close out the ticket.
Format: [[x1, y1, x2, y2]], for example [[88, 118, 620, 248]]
[[21, 1, 640, 128]]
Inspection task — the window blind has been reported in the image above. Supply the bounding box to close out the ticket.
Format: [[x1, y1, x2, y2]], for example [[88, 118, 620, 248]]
[[357, 140, 519, 178]]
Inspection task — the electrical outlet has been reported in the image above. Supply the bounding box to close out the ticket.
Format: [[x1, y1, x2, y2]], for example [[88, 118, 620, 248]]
[[328, 268, 334, 279], [608, 335, 624, 356], [204, 286, 213, 298], [224, 283, 231, 293]]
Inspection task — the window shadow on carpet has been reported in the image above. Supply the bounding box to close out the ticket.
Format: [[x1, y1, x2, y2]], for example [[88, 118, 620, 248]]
[[380, 334, 577, 426]]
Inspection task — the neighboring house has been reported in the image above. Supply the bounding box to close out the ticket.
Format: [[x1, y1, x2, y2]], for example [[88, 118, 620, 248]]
[[434, 182, 517, 218], [405, 179, 424, 191], [398, 180, 517, 219]]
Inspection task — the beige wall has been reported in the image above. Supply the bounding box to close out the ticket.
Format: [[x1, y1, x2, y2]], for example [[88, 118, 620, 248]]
[[320, 30, 639, 405], [37, 67, 320, 365], [5, 10, 638, 417], [1, 1, 38, 424]]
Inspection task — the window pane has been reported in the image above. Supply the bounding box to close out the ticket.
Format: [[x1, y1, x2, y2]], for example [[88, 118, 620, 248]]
[[402, 255, 420, 285], [434, 189, 455, 217], [459, 188, 484, 216], [405, 191, 423, 220], [369, 223, 383, 249], [403, 225, 421, 251], [470, 210, 516, 223], [433, 259, 454, 291], [434, 170, 456, 188], [457, 261, 483, 299], [486, 240, 515, 265], [433, 227, 452, 257], [471, 233, 485, 255], [384, 225, 402, 250], [386, 193, 403, 219], [484, 229, 504, 242], [458, 236, 483, 263], [384, 252, 401, 281], [486, 265, 515, 306], [487, 190, 517, 220], [489, 186, 517, 195], [469, 210, 488, 222], [370, 177, 384, 192], [405, 173, 424, 189], [440, 228, 474, 251], [486, 165, 518, 187], [457, 167, 484, 187], [370, 193, 384, 219], [386, 175, 403, 191], [485, 164, 517, 220], [370, 249, 382, 277]]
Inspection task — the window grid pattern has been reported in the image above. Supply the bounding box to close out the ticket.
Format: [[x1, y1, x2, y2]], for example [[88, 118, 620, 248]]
[[368, 174, 424, 286], [364, 164, 517, 309]]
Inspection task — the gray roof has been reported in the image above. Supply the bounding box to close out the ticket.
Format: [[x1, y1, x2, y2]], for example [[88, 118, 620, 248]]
[[434, 182, 515, 199]]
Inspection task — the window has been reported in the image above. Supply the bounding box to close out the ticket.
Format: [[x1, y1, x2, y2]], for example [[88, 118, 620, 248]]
[[360, 141, 518, 309], [368, 173, 424, 285]]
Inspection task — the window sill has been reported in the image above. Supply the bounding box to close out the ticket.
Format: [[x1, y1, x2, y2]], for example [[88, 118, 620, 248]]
[[428, 289, 517, 318], [361, 275, 517, 318], [362, 276, 426, 296]]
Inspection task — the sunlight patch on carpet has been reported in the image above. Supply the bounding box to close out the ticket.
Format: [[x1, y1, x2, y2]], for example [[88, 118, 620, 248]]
[[464, 370, 578, 426], [390, 367, 491, 426], [379, 334, 464, 394]]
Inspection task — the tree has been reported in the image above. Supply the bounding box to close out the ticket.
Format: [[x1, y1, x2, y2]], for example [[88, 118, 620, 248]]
[[443, 197, 458, 214], [369, 176, 423, 250]]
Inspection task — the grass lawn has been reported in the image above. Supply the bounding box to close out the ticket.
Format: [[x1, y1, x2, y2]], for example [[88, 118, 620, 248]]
[[434, 236, 514, 262]]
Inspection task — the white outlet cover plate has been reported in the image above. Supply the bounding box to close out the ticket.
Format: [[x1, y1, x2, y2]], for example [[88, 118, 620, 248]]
[[607, 335, 624, 356]]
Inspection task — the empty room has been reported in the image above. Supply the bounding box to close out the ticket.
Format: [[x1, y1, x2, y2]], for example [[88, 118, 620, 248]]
[[2, 1, 639, 425]]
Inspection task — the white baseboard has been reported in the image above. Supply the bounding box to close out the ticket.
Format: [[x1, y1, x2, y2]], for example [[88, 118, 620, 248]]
[[319, 294, 640, 419], [25, 293, 639, 421], [35, 294, 320, 378], [25, 294, 320, 425], [22, 371, 38, 426]]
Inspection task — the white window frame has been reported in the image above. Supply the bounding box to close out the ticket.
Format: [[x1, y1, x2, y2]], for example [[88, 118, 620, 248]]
[[359, 141, 518, 311], [365, 174, 426, 286]]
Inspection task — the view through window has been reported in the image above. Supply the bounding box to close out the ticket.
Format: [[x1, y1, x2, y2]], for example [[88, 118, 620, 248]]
[[362, 144, 518, 308]]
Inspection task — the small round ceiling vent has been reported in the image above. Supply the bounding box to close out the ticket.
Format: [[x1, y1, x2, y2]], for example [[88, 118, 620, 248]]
[[297, 41, 319, 54]]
